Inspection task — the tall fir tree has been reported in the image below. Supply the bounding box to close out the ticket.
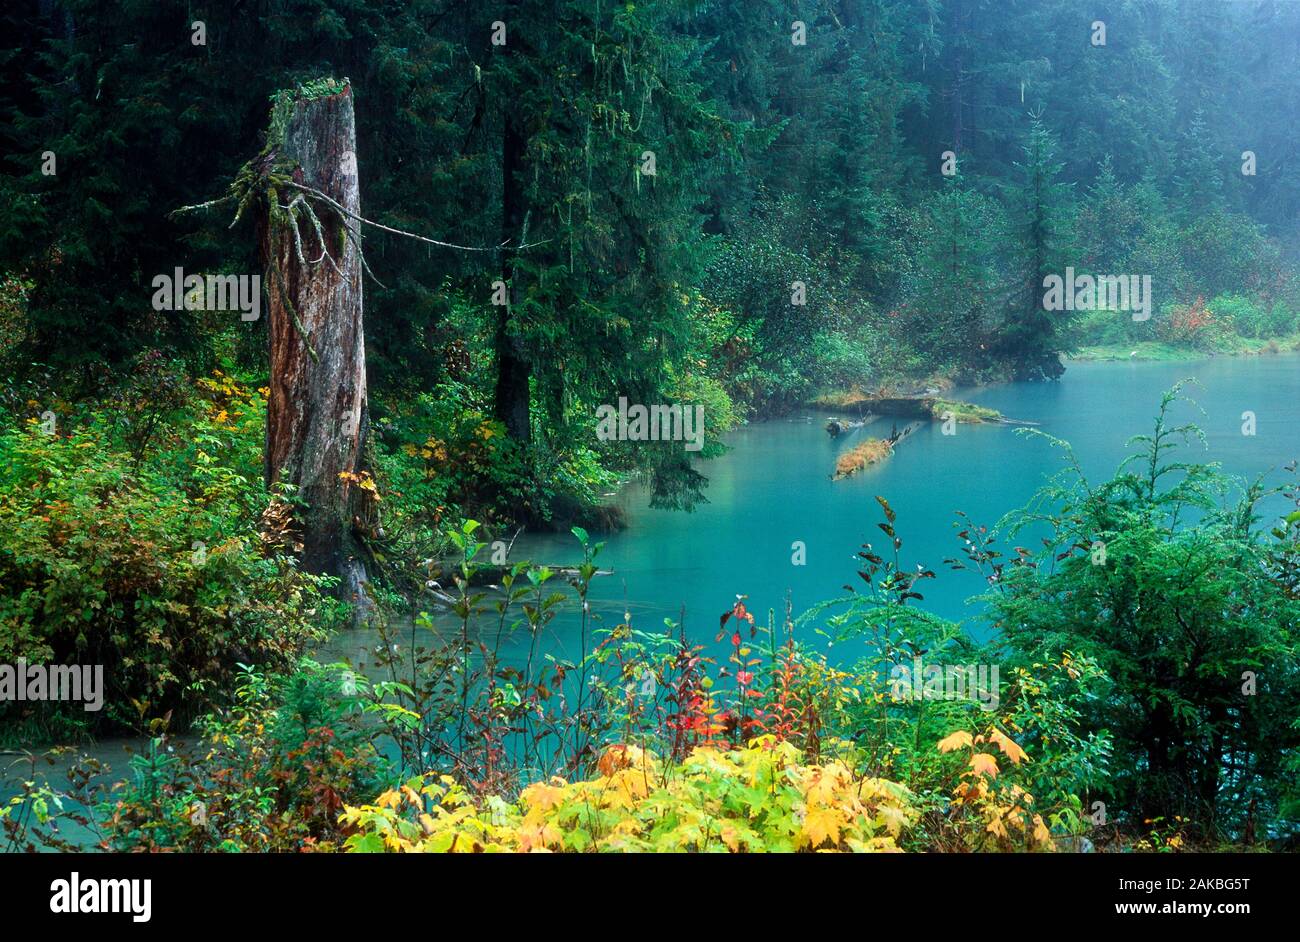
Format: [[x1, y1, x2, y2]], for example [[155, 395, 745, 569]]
[[1001, 118, 1073, 380]]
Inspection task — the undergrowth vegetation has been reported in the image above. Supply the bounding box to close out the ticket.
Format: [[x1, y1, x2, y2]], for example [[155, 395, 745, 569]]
[[3, 363, 1297, 853], [0, 360, 340, 741]]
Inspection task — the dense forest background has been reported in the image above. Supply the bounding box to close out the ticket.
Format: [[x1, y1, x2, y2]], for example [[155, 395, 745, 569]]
[[4, 1, 1298, 490]]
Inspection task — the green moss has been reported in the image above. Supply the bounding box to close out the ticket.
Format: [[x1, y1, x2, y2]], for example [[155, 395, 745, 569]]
[[932, 398, 1002, 424], [266, 77, 350, 150]]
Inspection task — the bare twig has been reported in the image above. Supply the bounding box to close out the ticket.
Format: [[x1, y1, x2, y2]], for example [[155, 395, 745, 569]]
[[287, 182, 550, 253]]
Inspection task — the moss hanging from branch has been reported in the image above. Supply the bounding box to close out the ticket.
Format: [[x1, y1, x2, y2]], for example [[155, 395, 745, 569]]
[[170, 76, 548, 371], [173, 76, 544, 271]]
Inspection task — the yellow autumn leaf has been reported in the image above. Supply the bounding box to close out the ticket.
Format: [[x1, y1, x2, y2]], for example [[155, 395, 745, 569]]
[[520, 780, 567, 813], [802, 806, 843, 848], [877, 804, 909, 836], [719, 822, 741, 852], [517, 821, 562, 852], [937, 730, 973, 753], [601, 769, 653, 809], [1032, 814, 1052, 847], [969, 752, 1000, 778], [987, 728, 1029, 765], [846, 835, 903, 853], [803, 765, 848, 807]]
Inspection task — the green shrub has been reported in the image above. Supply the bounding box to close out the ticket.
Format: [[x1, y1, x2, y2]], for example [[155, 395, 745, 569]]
[[989, 387, 1300, 840], [97, 661, 385, 852], [1209, 293, 1297, 339], [0, 373, 338, 738]]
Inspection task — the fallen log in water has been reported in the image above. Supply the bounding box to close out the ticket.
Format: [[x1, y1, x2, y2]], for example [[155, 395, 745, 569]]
[[826, 416, 869, 437], [871, 396, 1011, 423], [833, 438, 893, 479], [821, 394, 1036, 429], [867, 396, 939, 418], [832, 421, 922, 479]]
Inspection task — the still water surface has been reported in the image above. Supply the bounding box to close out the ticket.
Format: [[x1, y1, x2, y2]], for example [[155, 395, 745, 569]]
[[504, 354, 1300, 663]]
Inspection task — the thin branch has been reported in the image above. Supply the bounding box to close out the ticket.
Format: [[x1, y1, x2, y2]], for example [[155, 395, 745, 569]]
[[167, 195, 235, 219], [287, 182, 550, 253], [331, 212, 389, 289], [285, 195, 343, 276]]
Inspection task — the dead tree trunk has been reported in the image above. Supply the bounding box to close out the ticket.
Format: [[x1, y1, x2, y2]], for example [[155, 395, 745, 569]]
[[257, 82, 372, 616]]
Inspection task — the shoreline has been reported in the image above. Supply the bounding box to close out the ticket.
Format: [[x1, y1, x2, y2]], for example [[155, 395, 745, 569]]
[[1067, 336, 1300, 363], [804, 337, 1300, 416]]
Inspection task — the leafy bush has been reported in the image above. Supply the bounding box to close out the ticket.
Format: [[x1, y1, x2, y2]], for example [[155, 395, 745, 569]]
[[0, 372, 337, 738], [988, 387, 1300, 841], [794, 499, 1110, 850], [97, 662, 385, 852], [1208, 293, 1297, 340], [1155, 297, 1234, 351], [341, 737, 918, 853]]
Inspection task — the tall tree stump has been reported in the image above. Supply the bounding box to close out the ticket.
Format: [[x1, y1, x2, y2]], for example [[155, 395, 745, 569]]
[[257, 80, 372, 612]]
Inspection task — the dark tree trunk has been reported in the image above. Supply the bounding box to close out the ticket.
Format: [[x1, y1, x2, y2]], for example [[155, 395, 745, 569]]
[[494, 112, 532, 443], [258, 83, 372, 613]]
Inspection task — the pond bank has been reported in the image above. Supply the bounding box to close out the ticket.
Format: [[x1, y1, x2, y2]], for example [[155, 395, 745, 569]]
[[1070, 335, 1300, 362]]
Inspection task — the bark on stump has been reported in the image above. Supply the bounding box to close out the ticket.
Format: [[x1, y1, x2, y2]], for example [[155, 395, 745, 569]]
[[258, 82, 371, 616]]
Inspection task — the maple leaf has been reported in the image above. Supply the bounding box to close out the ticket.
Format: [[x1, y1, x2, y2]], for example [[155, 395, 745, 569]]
[[597, 744, 636, 776], [607, 767, 653, 806], [719, 822, 741, 852], [987, 728, 1029, 765], [802, 806, 843, 848], [521, 781, 566, 813], [968, 752, 1000, 778], [937, 730, 973, 753], [877, 804, 909, 836]]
